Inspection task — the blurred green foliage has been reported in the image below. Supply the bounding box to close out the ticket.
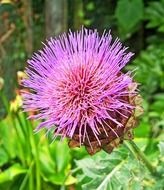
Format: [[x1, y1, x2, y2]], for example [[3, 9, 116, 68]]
[[145, 0, 164, 33], [0, 0, 164, 190], [115, 0, 144, 39]]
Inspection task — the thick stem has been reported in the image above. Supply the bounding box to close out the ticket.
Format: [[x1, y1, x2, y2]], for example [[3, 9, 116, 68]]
[[125, 140, 157, 176]]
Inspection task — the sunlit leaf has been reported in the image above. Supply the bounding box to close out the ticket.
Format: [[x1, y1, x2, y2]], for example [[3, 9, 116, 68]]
[[0, 164, 26, 183], [158, 142, 164, 156]]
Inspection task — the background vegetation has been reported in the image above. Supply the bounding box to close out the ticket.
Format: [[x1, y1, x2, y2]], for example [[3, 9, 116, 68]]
[[0, 0, 163, 189]]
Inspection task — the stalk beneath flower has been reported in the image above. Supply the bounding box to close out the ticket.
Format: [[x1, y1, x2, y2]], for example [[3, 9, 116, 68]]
[[125, 140, 157, 176]]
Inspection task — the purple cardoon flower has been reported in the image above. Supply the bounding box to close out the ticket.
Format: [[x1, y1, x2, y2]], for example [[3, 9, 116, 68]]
[[23, 28, 142, 155]]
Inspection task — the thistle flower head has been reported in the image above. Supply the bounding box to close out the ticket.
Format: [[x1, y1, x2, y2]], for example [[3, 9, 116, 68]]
[[23, 28, 143, 155]]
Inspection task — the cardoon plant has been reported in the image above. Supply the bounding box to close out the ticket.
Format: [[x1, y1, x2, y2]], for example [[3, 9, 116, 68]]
[[22, 28, 155, 175]]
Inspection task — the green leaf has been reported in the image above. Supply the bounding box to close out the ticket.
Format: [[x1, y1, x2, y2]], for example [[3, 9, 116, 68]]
[[0, 119, 17, 159], [146, 0, 164, 32], [76, 146, 148, 190], [86, 2, 95, 11], [0, 164, 27, 183], [65, 175, 77, 186], [133, 45, 164, 97], [45, 172, 77, 186], [150, 94, 164, 115], [115, 0, 144, 38], [49, 140, 70, 173], [39, 145, 56, 178], [40, 140, 74, 186], [134, 116, 150, 138], [0, 147, 8, 166], [158, 141, 164, 156]]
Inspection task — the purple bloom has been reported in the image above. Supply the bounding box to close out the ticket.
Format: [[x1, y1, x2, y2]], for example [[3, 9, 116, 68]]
[[23, 28, 142, 154]]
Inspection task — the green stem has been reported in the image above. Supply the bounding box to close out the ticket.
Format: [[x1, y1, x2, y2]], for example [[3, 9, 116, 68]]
[[29, 122, 41, 190], [16, 113, 28, 139], [125, 140, 157, 176], [0, 91, 9, 112], [10, 114, 26, 166], [35, 145, 41, 190], [19, 161, 34, 190]]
